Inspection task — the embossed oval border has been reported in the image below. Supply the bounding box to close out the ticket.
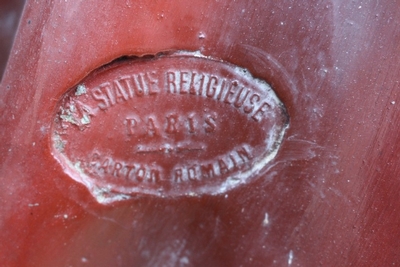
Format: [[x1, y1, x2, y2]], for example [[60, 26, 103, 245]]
[[50, 51, 291, 203]]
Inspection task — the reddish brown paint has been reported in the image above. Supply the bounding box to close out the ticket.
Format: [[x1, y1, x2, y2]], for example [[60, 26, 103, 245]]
[[1, 0, 400, 266], [51, 53, 288, 200]]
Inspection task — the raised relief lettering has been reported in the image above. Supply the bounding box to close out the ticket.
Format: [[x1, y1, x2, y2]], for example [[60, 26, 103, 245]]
[[125, 118, 137, 135], [165, 114, 178, 134], [52, 52, 288, 203], [123, 113, 217, 137]]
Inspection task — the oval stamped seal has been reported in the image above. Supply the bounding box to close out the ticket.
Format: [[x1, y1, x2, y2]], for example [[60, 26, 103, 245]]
[[51, 52, 289, 203]]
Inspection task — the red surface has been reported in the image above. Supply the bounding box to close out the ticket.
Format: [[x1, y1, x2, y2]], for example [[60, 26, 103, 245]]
[[51, 54, 288, 199], [1, 0, 400, 266]]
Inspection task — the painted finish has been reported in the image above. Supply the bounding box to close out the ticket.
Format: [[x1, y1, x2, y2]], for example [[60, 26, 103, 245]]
[[51, 53, 288, 201]]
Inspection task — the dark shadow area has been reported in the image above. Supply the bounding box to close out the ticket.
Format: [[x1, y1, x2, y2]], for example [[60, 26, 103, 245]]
[[0, 0, 26, 81]]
